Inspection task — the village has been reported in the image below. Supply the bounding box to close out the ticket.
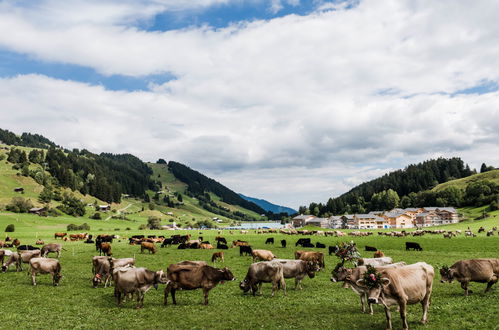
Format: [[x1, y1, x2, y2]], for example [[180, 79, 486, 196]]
[[292, 207, 460, 229]]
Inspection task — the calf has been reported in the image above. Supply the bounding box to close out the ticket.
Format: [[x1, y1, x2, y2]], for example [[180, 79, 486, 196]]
[[265, 238, 274, 245], [405, 241, 423, 251], [440, 258, 499, 295], [99, 242, 113, 256], [211, 252, 224, 263], [41, 243, 64, 258], [114, 267, 168, 308], [240, 261, 286, 297], [140, 242, 157, 254], [252, 249, 276, 262], [356, 262, 434, 330], [275, 259, 319, 289], [280, 239, 287, 248], [29, 257, 63, 286], [240, 245, 253, 256]]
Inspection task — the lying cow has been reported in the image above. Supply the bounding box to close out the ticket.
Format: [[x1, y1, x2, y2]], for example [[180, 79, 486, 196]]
[[356, 262, 434, 330], [113, 267, 168, 308], [29, 257, 63, 286], [274, 259, 319, 289], [440, 258, 499, 295], [252, 249, 276, 262], [240, 261, 286, 297], [92, 256, 136, 288], [164, 262, 235, 305], [2, 250, 41, 272], [357, 257, 393, 267], [41, 243, 64, 258], [295, 251, 325, 269], [330, 262, 406, 314]]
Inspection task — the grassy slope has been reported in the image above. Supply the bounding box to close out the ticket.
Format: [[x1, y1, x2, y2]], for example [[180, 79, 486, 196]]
[[0, 212, 497, 329], [433, 169, 499, 191]]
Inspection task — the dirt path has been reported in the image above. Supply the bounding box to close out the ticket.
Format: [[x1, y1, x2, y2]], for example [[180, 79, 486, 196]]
[[104, 202, 136, 221]]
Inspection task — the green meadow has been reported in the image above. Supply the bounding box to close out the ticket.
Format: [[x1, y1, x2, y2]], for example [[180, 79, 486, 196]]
[[0, 213, 498, 330]]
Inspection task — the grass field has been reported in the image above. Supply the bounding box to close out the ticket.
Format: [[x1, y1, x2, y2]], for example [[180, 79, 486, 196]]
[[0, 213, 498, 330]]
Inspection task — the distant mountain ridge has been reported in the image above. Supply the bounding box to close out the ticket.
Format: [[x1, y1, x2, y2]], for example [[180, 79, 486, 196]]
[[239, 194, 296, 215]]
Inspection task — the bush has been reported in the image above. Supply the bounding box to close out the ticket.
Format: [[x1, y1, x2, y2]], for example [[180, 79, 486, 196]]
[[126, 227, 131, 231], [57, 193, 86, 217], [489, 200, 499, 211], [114, 228, 120, 231], [147, 216, 162, 229], [138, 224, 147, 230], [90, 212, 102, 220], [5, 224, 15, 232], [67, 223, 90, 231], [6, 197, 33, 213]]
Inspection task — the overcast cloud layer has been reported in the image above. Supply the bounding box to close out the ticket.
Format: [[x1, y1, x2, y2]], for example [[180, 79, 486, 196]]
[[1, 0, 498, 209]]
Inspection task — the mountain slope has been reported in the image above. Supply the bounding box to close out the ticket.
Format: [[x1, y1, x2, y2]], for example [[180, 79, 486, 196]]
[[433, 169, 499, 192], [239, 193, 296, 215]]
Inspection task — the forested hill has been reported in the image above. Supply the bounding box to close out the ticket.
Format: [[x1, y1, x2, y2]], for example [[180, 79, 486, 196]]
[[0, 128, 57, 149], [168, 161, 265, 214], [303, 158, 475, 216]]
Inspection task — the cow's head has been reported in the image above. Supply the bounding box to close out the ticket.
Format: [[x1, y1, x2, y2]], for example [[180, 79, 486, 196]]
[[330, 266, 351, 282], [154, 270, 169, 289], [439, 265, 454, 283], [306, 261, 320, 278], [220, 267, 235, 282], [53, 273, 63, 286], [1, 265, 7, 273], [239, 278, 251, 293], [356, 277, 390, 304]]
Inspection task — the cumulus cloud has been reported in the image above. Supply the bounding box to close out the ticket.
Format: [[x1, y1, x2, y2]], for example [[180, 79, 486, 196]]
[[1, 0, 499, 208]]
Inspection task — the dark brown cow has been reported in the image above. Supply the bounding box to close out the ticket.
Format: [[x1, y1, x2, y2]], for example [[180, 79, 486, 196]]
[[12, 239, 20, 247], [440, 258, 499, 295], [140, 242, 157, 254], [211, 252, 224, 263], [164, 262, 234, 305], [356, 262, 434, 329], [54, 233, 67, 239], [99, 243, 112, 256]]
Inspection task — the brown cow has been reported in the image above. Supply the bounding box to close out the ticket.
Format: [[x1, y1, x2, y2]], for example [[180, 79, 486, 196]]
[[252, 249, 276, 262], [356, 262, 434, 329], [29, 257, 63, 286], [295, 251, 325, 269], [240, 261, 286, 297], [99, 243, 112, 256], [114, 267, 168, 308], [231, 240, 249, 248], [200, 243, 213, 249], [440, 258, 499, 295], [373, 250, 385, 258], [164, 262, 235, 305], [12, 239, 20, 247], [35, 240, 44, 245], [41, 243, 64, 258], [140, 242, 157, 254], [54, 233, 67, 239], [211, 252, 224, 263], [92, 256, 135, 288]]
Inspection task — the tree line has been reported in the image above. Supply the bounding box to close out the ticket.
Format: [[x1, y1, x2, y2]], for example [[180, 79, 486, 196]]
[[0, 128, 57, 149]]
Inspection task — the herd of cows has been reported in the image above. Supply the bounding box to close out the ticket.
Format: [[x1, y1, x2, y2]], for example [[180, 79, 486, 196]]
[[0, 229, 498, 329]]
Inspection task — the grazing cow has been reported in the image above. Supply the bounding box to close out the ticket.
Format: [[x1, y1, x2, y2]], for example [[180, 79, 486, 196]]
[[92, 256, 135, 288], [215, 236, 227, 245], [295, 251, 325, 269], [357, 257, 393, 267], [41, 243, 64, 258], [373, 250, 385, 258], [240, 261, 286, 297], [35, 240, 44, 245], [356, 262, 434, 330], [265, 238, 274, 245], [486, 230, 494, 237], [295, 238, 311, 247], [54, 233, 67, 239], [29, 257, 63, 286], [211, 252, 224, 263], [17, 245, 39, 251], [440, 258, 499, 295], [281, 239, 287, 248], [99, 242, 113, 256], [114, 267, 168, 308], [315, 242, 326, 249], [216, 242, 228, 249], [240, 245, 253, 256], [252, 249, 276, 262], [164, 262, 235, 305], [140, 242, 157, 254], [478, 227, 485, 233], [161, 238, 173, 248], [330, 262, 407, 314], [329, 246, 338, 256], [274, 259, 319, 289], [232, 240, 249, 248], [405, 241, 423, 251], [364, 245, 377, 252]]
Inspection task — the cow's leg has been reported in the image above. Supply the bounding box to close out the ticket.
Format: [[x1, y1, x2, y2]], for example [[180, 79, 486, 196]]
[[31, 271, 37, 286], [382, 303, 392, 330], [399, 301, 408, 330], [461, 281, 472, 295], [135, 291, 143, 309], [271, 280, 277, 297], [421, 294, 431, 324], [202, 288, 209, 305], [359, 293, 366, 313], [171, 288, 177, 305], [281, 277, 287, 296], [485, 278, 497, 293], [164, 285, 170, 305]]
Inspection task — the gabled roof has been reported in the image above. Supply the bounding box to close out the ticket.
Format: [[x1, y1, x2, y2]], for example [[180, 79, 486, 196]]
[[293, 214, 316, 220]]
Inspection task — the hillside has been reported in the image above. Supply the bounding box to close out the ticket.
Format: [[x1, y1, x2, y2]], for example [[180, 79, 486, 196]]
[[433, 169, 499, 191], [239, 193, 296, 215]]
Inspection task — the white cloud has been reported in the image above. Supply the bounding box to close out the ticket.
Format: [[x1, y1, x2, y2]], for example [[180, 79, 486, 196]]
[[1, 0, 499, 208]]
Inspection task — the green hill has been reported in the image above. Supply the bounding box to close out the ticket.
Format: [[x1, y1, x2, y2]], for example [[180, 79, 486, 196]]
[[433, 169, 499, 191]]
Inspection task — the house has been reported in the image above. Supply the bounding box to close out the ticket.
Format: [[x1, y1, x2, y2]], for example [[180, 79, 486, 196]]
[[29, 207, 46, 215], [13, 187, 24, 193], [327, 216, 343, 229], [98, 205, 111, 212], [428, 207, 460, 224], [415, 211, 441, 227], [354, 214, 388, 229], [340, 214, 356, 229], [305, 217, 329, 228], [292, 215, 316, 227], [383, 210, 414, 228]]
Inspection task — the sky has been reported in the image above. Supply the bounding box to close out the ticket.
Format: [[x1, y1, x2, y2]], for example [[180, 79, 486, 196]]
[[1, 0, 498, 210]]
